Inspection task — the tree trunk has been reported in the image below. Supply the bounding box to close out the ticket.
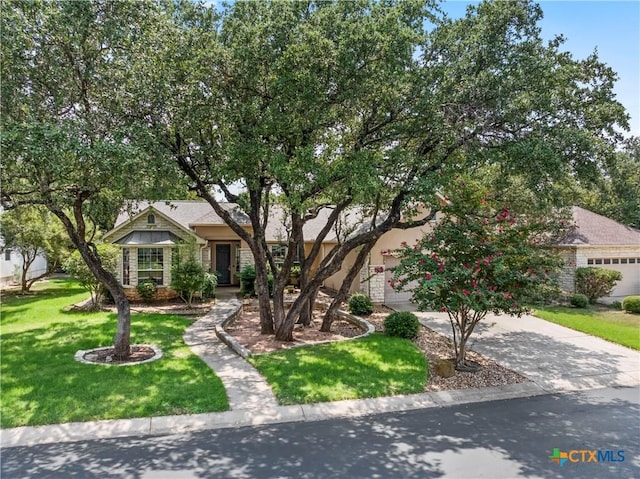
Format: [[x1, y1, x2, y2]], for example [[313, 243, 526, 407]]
[[254, 253, 275, 335], [321, 243, 373, 332], [110, 282, 131, 358]]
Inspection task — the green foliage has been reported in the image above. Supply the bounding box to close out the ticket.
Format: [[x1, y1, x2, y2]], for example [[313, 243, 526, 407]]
[[622, 296, 640, 314], [348, 293, 374, 316], [0, 205, 69, 290], [575, 267, 622, 303], [384, 311, 420, 339], [249, 334, 428, 405], [136, 279, 157, 303], [202, 272, 218, 299], [392, 179, 565, 368], [170, 240, 213, 306], [64, 245, 119, 308], [239, 265, 256, 296], [0, 278, 228, 428], [569, 293, 589, 308]]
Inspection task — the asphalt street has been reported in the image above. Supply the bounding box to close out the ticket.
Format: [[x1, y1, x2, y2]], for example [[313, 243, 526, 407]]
[[2, 386, 639, 479]]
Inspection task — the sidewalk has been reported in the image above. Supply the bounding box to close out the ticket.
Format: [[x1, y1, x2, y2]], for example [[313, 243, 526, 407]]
[[3, 297, 639, 448]]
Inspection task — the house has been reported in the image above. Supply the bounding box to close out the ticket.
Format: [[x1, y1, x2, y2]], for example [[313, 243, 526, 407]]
[[0, 247, 48, 288], [103, 200, 436, 303], [555, 206, 640, 303]]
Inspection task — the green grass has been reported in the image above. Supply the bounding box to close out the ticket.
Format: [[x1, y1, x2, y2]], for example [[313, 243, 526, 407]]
[[533, 305, 640, 350], [0, 278, 228, 428], [249, 334, 428, 405]]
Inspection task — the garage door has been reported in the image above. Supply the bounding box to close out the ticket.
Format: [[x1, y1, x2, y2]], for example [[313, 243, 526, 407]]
[[606, 264, 640, 297], [384, 257, 416, 303]]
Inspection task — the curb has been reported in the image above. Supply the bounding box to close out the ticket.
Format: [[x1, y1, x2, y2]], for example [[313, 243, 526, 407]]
[[1, 382, 550, 448]]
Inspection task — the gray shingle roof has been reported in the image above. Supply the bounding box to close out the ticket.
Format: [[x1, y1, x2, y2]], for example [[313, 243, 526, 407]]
[[558, 206, 640, 246], [113, 201, 352, 242]]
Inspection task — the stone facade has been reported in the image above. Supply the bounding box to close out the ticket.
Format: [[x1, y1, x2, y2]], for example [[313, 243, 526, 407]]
[[123, 285, 180, 302], [359, 264, 385, 303]]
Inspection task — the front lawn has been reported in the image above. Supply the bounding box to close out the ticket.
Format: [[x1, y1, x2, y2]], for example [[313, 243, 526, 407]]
[[0, 278, 228, 428], [532, 305, 640, 350], [249, 334, 428, 405]]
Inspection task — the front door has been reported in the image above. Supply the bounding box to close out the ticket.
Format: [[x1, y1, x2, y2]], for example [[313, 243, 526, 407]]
[[215, 244, 231, 285]]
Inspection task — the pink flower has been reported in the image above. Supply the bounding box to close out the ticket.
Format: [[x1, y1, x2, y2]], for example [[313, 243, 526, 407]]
[[418, 259, 425, 265], [484, 259, 490, 266], [441, 306, 447, 312], [400, 241, 407, 247], [431, 253, 438, 259], [425, 272, 432, 280], [429, 237, 435, 243], [463, 289, 470, 296], [503, 292, 512, 299]]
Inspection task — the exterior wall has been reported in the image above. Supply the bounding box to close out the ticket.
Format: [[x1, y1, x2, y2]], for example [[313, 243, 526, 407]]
[[0, 251, 48, 287], [575, 246, 640, 301], [555, 248, 578, 293], [123, 285, 180, 302], [369, 212, 437, 265], [359, 264, 385, 303], [555, 245, 640, 302], [324, 248, 360, 294]]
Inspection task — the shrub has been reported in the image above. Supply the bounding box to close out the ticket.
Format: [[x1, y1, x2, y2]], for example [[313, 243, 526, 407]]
[[575, 267, 622, 303], [622, 296, 640, 314], [64, 244, 119, 308], [348, 293, 374, 316], [610, 301, 623, 310], [136, 279, 157, 303], [384, 311, 420, 339], [171, 258, 206, 307], [202, 272, 218, 299], [239, 265, 256, 296], [569, 293, 589, 308]]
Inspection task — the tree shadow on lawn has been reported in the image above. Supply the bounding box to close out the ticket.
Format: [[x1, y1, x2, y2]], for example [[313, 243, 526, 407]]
[[2, 387, 638, 479], [1, 313, 226, 429], [0, 285, 88, 325], [250, 335, 428, 405]]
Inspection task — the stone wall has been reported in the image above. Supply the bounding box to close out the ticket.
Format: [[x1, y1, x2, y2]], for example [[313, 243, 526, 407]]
[[123, 285, 180, 302], [358, 265, 385, 303]]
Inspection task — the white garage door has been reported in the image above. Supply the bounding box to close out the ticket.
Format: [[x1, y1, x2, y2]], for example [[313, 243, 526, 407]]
[[384, 257, 416, 303], [606, 264, 640, 297]]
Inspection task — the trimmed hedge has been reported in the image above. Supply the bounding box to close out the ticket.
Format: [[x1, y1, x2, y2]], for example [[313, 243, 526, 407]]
[[622, 296, 640, 314], [384, 311, 420, 339], [569, 293, 589, 308], [348, 293, 374, 316]]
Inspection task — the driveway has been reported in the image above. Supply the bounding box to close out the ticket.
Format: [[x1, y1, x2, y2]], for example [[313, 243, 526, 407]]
[[386, 302, 640, 393]]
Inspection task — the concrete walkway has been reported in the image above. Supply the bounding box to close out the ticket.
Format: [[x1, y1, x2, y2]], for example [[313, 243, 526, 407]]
[[183, 289, 279, 412], [3, 297, 639, 448]]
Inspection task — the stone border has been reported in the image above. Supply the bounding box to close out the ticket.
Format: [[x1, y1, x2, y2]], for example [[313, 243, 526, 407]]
[[214, 299, 375, 359], [74, 344, 163, 366]]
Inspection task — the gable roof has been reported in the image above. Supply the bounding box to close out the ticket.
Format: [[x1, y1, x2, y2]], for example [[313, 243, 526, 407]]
[[105, 202, 207, 244], [111, 200, 349, 243], [558, 206, 640, 246]]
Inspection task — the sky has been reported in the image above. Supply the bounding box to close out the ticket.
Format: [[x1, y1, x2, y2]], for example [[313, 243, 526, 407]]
[[441, 0, 640, 138]]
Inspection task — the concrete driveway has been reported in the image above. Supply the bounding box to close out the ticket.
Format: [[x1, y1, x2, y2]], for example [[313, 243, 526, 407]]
[[386, 302, 640, 393]]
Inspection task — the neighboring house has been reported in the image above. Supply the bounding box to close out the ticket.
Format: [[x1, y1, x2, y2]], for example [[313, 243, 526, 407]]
[[0, 245, 48, 288], [555, 206, 640, 303], [103, 200, 437, 303]]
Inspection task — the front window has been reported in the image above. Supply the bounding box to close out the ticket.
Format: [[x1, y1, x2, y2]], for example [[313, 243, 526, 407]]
[[122, 248, 130, 285], [271, 244, 287, 267], [138, 247, 163, 285]]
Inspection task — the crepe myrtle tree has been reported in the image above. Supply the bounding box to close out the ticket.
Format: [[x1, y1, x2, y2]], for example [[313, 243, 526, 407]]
[[391, 181, 565, 371]]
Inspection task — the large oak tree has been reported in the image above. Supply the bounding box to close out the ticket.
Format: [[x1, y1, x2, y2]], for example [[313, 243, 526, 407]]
[[1, 0, 181, 356], [130, 0, 627, 341]]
